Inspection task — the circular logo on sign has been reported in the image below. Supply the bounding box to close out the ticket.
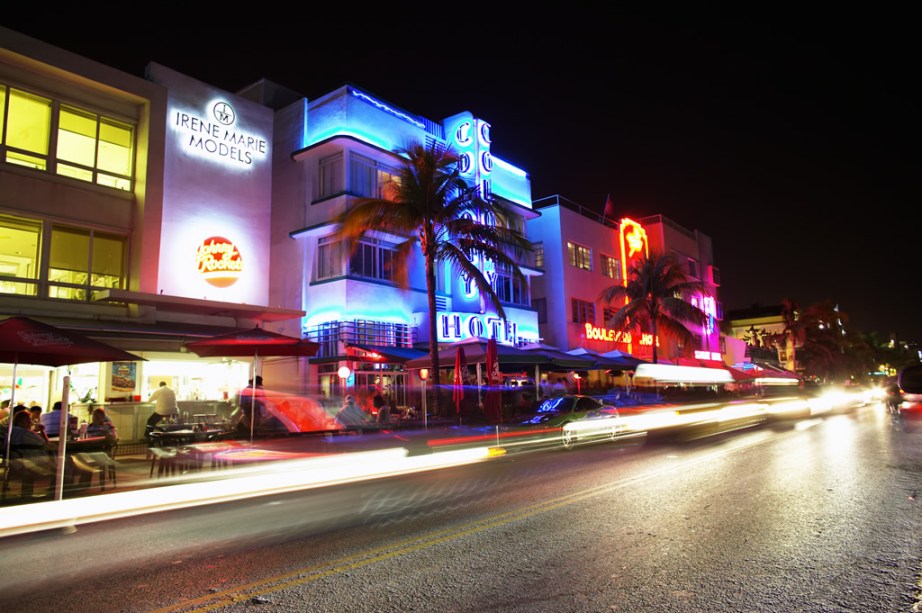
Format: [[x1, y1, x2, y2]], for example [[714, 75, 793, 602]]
[[212, 101, 236, 126], [197, 236, 243, 287]]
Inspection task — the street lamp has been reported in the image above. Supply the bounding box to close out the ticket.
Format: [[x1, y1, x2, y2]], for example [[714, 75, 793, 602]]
[[418, 368, 429, 430], [337, 365, 351, 400]]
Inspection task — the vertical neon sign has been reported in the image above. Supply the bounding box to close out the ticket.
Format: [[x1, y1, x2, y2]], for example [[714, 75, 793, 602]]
[[450, 114, 495, 304], [618, 218, 649, 354]]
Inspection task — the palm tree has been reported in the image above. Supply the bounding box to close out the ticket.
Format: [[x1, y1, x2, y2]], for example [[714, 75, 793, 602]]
[[599, 253, 709, 364], [333, 141, 533, 417]]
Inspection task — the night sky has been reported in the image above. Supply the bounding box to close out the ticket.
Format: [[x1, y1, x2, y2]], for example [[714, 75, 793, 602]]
[[3, 11, 917, 340]]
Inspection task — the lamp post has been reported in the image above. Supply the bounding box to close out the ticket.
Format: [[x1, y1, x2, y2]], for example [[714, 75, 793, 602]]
[[419, 368, 429, 430], [337, 365, 351, 401]]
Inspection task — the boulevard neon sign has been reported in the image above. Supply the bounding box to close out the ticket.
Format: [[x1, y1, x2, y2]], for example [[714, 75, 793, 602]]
[[584, 323, 655, 346]]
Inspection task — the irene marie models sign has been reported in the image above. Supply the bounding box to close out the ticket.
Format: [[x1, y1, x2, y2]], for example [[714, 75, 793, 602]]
[[171, 99, 268, 167]]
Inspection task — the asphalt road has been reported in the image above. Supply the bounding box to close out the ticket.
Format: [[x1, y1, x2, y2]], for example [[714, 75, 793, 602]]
[[1, 402, 920, 613]]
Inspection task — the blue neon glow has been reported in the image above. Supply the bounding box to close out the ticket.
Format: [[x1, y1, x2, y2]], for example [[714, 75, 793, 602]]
[[350, 89, 425, 129]]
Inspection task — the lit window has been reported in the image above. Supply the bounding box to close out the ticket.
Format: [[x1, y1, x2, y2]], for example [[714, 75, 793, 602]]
[[601, 254, 621, 279], [350, 154, 399, 199], [0, 214, 41, 296], [48, 226, 126, 301], [3, 87, 52, 170], [0, 82, 134, 191], [567, 241, 591, 271]]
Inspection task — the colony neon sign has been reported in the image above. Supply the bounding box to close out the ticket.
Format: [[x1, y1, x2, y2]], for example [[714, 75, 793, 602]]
[[196, 236, 243, 287], [171, 99, 268, 167]]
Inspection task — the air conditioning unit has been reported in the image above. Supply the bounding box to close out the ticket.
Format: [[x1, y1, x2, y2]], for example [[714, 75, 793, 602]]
[[708, 265, 721, 286]]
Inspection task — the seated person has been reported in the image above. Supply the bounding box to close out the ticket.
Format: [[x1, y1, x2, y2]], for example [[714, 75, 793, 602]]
[[40, 401, 77, 438], [6, 410, 56, 496], [336, 395, 371, 432], [85, 407, 119, 454]]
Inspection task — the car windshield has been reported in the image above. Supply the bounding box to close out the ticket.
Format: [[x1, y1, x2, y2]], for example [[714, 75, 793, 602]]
[[537, 397, 576, 413]]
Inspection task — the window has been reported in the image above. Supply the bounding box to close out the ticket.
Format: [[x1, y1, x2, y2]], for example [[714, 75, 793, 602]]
[[48, 226, 126, 300], [602, 307, 617, 325], [532, 242, 544, 269], [0, 82, 135, 191], [316, 235, 343, 280], [494, 268, 529, 306], [601, 254, 621, 280], [350, 154, 400, 199], [2, 86, 51, 170], [349, 237, 397, 281], [533, 297, 547, 324], [0, 214, 41, 296], [687, 258, 699, 279], [318, 153, 344, 199], [56, 105, 133, 190], [571, 298, 595, 324], [567, 241, 591, 270]]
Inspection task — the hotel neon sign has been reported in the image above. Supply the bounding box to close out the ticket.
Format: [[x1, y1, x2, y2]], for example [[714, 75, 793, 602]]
[[438, 312, 518, 345]]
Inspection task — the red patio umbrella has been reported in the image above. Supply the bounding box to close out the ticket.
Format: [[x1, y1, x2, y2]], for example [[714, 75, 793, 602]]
[[453, 346, 466, 424], [0, 315, 146, 501], [484, 336, 503, 424], [184, 327, 319, 442]]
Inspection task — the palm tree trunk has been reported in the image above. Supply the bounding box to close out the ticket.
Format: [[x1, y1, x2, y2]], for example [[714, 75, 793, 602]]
[[425, 250, 441, 417]]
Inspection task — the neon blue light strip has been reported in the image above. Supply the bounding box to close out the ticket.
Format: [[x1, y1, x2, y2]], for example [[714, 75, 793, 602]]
[[350, 89, 425, 129]]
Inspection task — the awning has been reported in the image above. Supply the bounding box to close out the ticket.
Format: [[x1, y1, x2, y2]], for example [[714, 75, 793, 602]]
[[347, 344, 428, 363]]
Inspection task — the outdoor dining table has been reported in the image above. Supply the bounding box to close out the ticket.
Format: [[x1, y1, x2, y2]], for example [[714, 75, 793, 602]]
[[148, 429, 198, 447]]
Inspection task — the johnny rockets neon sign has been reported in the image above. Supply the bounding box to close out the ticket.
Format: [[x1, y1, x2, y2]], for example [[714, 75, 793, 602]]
[[197, 236, 243, 287]]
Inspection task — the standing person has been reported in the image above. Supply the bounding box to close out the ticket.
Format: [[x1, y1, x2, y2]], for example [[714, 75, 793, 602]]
[[235, 376, 265, 436], [147, 381, 179, 431]]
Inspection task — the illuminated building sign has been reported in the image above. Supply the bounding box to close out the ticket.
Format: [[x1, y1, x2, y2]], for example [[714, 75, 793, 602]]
[[438, 313, 518, 345], [583, 323, 656, 346], [448, 113, 492, 197], [197, 236, 243, 287], [618, 217, 648, 282], [171, 100, 268, 167], [691, 294, 717, 335]]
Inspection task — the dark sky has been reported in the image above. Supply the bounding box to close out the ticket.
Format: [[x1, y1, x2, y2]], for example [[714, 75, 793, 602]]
[[4, 11, 918, 341]]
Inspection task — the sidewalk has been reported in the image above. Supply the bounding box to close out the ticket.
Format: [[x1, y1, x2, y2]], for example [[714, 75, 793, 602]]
[[1, 418, 500, 505]]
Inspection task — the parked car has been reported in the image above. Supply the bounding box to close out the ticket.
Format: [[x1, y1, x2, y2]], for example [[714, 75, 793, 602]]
[[519, 394, 625, 449]]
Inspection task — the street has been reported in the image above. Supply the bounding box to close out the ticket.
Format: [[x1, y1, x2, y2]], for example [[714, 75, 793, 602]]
[[1, 401, 920, 612]]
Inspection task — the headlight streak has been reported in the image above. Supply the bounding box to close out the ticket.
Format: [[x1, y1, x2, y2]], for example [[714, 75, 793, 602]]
[[0, 446, 494, 538], [150, 433, 783, 613]]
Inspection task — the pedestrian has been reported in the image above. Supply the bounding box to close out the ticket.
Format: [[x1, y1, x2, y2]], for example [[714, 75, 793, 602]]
[[336, 395, 370, 433], [147, 380, 179, 432], [235, 376, 266, 436]]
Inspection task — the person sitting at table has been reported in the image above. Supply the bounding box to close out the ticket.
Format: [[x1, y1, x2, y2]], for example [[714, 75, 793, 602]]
[[336, 395, 371, 433], [40, 401, 77, 439], [86, 407, 119, 455], [6, 409, 56, 497], [28, 405, 48, 441]]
